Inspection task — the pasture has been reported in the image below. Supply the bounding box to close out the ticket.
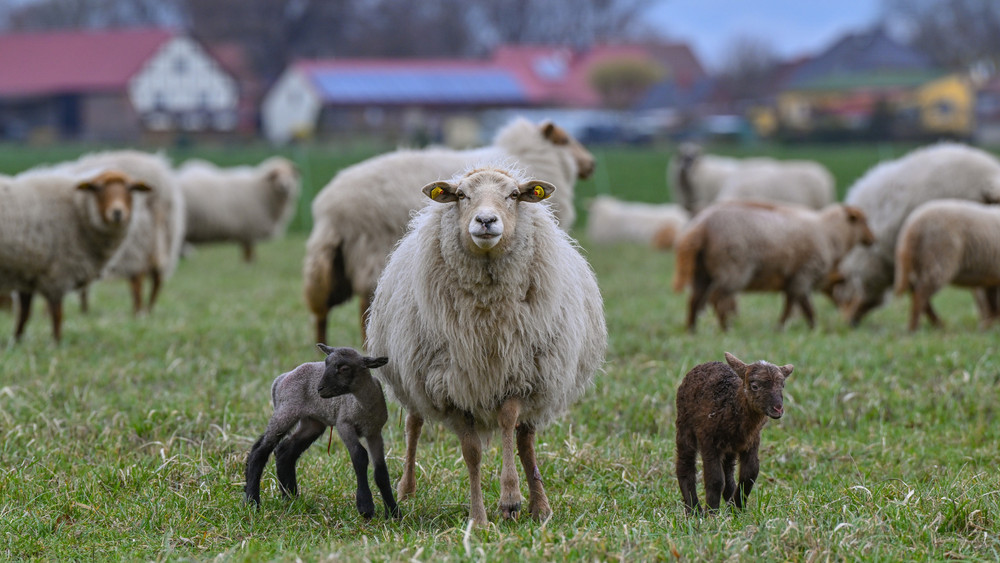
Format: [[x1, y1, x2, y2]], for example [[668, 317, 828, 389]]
[[1, 142, 999, 561]]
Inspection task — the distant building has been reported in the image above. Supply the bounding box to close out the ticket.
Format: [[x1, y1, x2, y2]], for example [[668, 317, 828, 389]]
[[0, 28, 239, 142]]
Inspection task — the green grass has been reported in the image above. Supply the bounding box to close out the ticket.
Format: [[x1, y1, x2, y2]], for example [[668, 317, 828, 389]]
[[2, 142, 1000, 561]]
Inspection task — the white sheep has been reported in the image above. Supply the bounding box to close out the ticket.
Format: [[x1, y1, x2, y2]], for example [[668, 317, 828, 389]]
[[303, 117, 595, 345], [667, 143, 774, 215], [178, 156, 301, 262], [585, 195, 689, 247], [366, 165, 607, 526], [672, 201, 875, 331], [893, 199, 1000, 331], [830, 142, 1000, 326], [0, 169, 150, 342], [716, 159, 835, 210], [65, 151, 186, 315]]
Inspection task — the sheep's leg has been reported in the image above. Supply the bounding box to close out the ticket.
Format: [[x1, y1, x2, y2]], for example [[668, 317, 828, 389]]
[[44, 295, 63, 344], [241, 242, 255, 263], [674, 426, 700, 514], [364, 433, 401, 519], [734, 448, 760, 510], [397, 412, 423, 501], [338, 423, 376, 519], [517, 423, 551, 520], [146, 268, 162, 313], [707, 288, 731, 331], [923, 298, 943, 328], [274, 419, 325, 497], [721, 453, 738, 506], [908, 286, 937, 331], [79, 287, 89, 314], [459, 419, 487, 526], [686, 282, 709, 333], [797, 294, 815, 329], [14, 291, 33, 342], [128, 274, 144, 315], [497, 397, 523, 519], [701, 450, 725, 513], [778, 292, 795, 328]]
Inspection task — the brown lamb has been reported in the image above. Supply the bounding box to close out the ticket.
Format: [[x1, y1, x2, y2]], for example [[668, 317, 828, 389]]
[[675, 352, 793, 515]]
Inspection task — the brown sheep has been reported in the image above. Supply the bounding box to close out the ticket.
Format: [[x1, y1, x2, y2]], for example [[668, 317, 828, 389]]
[[893, 199, 1000, 331], [675, 352, 793, 515], [672, 201, 875, 332]]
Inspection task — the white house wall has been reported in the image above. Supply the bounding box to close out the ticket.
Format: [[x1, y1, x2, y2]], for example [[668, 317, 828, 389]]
[[128, 36, 239, 131], [261, 68, 322, 144]]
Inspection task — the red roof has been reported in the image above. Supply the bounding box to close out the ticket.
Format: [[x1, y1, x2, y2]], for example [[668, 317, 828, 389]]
[[0, 28, 175, 97]]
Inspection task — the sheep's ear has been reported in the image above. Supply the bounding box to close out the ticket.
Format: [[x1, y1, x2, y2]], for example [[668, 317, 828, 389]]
[[363, 356, 388, 369], [129, 181, 152, 193], [843, 205, 864, 223], [316, 343, 335, 356], [422, 181, 459, 203], [76, 181, 98, 192], [779, 364, 794, 379], [724, 352, 747, 375], [518, 180, 556, 203], [541, 121, 569, 145]]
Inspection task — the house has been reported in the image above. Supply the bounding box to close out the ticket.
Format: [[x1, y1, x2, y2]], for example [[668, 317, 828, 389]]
[[0, 28, 239, 142], [777, 27, 973, 139]]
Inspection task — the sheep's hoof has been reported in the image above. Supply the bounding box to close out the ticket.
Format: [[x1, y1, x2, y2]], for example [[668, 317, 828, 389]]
[[397, 478, 416, 501], [500, 499, 522, 520], [528, 499, 552, 521]]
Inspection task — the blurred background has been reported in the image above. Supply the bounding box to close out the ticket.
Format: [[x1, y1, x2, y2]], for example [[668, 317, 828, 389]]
[[1, 0, 999, 149]]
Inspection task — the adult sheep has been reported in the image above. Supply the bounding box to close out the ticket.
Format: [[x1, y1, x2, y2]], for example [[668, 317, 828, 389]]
[[178, 156, 301, 262], [716, 159, 835, 210], [0, 169, 150, 342], [304, 117, 595, 345], [829, 143, 1000, 326], [366, 166, 606, 526], [585, 195, 689, 247], [667, 143, 773, 215]]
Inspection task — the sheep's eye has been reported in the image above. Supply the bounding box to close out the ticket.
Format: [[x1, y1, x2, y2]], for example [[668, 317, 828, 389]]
[[509, 190, 519, 199], [338, 365, 350, 373], [750, 382, 760, 391], [456, 190, 466, 200]]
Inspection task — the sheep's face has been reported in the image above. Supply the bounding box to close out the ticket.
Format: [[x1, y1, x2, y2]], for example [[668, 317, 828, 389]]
[[315, 344, 388, 398], [828, 250, 891, 327], [77, 170, 151, 227], [843, 206, 876, 247], [725, 352, 792, 419], [266, 159, 301, 197], [423, 169, 556, 254], [676, 142, 703, 171], [541, 121, 595, 180]]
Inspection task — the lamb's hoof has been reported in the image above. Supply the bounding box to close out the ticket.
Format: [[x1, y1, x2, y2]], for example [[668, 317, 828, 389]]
[[500, 499, 522, 520]]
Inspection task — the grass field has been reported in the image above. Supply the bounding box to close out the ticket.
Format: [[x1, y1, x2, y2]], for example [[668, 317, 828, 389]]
[[1, 142, 999, 561]]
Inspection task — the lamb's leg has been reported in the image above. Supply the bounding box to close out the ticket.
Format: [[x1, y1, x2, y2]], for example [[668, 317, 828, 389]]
[[516, 423, 552, 520], [146, 268, 162, 313], [365, 433, 401, 519], [675, 426, 700, 514], [721, 453, 738, 505], [459, 419, 487, 526], [128, 274, 144, 315], [274, 419, 325, 497], [686, 281, 709, 333], [338, 423, 375, 519], [734, 448, 760, 510], [315, 314, 328, 348], [14, 291, 33, 342], [397, 412, 423, 500], [701, 450, 725, 512], [241, 242, 255, 263], [497, 397, 523, 519], [44, 295, 63, 343], [245, 432, 283, 507]]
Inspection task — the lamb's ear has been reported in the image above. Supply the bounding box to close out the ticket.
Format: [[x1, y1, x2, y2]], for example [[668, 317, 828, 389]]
[[363, 356, 388, 369], [541, 121, 569, 145], [129, 181, 152, 193], [518, 180, 557, 203], [316, 343, 335, 356], [779, 364, 794, 379], [724, 352, 747, 375], [422, 181, 459, 203]]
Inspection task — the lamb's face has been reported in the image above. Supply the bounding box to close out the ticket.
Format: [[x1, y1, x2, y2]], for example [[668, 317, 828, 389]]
[[77, 170, 151, 228], [725, 352, 793, 419], [315, 344, 388, 398], [843, 205, 876, 247], [422, 169, 556, 254]]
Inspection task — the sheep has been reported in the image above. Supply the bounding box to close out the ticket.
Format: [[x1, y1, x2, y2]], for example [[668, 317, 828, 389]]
[[585, 195, 689, 247], [303, 117, 595, 346], [675, 352, 793, 515], [893, 199, 1000, 331], [244, 344, 399, 519], [63, 151, 186, 315], [667, 143, 774, 215], [830, 142, 1000, 326], [672, 201, 875, 332], [715, 159, 835, 210], [0, 169, 150, 342], [366, 165, 607, 525], [178, 156, 301, 262]]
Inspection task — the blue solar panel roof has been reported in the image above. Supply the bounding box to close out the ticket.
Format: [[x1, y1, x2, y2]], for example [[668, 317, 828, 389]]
[[310, 68, 528, 105]]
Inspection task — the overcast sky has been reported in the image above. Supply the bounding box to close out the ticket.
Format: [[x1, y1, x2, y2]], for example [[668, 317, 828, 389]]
[[645, 0, 885, 71]]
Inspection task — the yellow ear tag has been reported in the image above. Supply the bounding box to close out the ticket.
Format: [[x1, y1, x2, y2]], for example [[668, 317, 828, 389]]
[[533, 185, 545, 199], [430, 186, 444, 199]]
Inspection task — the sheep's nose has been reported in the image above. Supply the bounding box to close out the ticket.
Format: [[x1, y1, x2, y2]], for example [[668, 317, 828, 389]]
[[110, 208, 124, 224], [476, 213, 498, 228]]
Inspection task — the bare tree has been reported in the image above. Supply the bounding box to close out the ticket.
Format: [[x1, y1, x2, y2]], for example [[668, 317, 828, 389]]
[[6, 0, 178, 31], [717, 34, 779, 103], [882, 0, 1000, 69]]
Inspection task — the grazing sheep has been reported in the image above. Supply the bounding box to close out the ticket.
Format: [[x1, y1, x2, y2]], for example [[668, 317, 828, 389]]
[[585, 195, 689, 247], [304, 117, 595, 345], [178, 156, 301, 262], [244, 344, 399, 519], [366, 166, 606, 525], [0, 170, 150, 342], [667, 143, 774, 215], [830, 143, 1000, 326], [672, 201, 875, 331], [675, 352, 793, 514], [716, 159, 835, 210], [893, 199, 1000, 331]]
